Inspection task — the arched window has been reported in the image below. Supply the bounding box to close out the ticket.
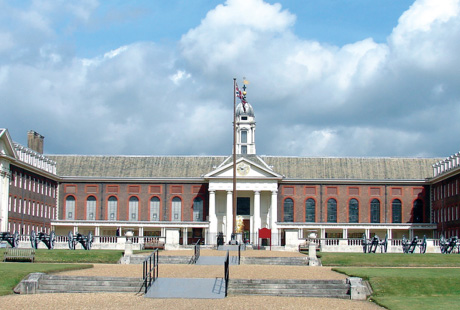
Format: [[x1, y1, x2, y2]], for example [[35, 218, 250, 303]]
[[86, 196, 96, 220], [193, 197, 203, 221], [150, 197, 160, 221], [349, 198, 359, 223], [283, 198, 294, 222], [413, 199, 423, 223], [172, 197, 182, 221], [327, 198, 337, 223], [305, 198, 315, 222], [108, 196, 118, 220], [371, 199, 380, 223], [129, 196, 139, 221], [65, 196, 75, 220], [392, 199, 402, 223]]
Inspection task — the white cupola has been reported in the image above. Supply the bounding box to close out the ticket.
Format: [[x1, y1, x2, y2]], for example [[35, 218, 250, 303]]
[[235, 101, 256, 155]]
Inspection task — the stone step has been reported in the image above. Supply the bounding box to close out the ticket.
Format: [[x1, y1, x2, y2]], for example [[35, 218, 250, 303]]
[[229, 279, 345, 285], [227, 279, 350, 299], [241, 257, 308, 265], [37, 275, 143, 294], [128, 255, 192, 264]]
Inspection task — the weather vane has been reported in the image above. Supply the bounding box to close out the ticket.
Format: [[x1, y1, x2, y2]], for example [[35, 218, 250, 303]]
[[237, 77, 249, 112]]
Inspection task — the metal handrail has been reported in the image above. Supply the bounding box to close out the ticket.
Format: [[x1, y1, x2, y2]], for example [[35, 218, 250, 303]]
[[142, 249, 159, 294], [238, 243, 241, 265], [224, 250, 229, 297], [189, 239, 201, 264]]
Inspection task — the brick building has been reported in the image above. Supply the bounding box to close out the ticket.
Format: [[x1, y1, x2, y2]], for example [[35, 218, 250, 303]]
[[1, 101, 458, 251]]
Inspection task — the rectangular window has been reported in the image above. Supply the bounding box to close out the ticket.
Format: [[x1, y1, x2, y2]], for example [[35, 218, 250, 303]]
[[128, 185, 141, 194], [241, 146, 247, 154], [305, 186, 316, 195], [348, 187, 359, 195], [149, 185, 162, 194], [86, 185, 98, 193], [107, 185, 119, 193], [370, 187, 381, 196], [283, 186, 295, 195], [237, 197, 250, 215], [170, 185, 183, 194], [241, 130, 247, 143]]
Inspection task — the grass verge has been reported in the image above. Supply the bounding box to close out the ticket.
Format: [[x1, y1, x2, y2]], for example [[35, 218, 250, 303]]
[[0, 249, 124, 263], [319, 252, 460, 267], [0, 263, 92, 296], [334, 267, 460, 310]]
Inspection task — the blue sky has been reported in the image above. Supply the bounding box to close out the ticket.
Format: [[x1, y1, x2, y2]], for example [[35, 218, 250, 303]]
[[1, 0, 460, 158], [62, 1, 415, 56]]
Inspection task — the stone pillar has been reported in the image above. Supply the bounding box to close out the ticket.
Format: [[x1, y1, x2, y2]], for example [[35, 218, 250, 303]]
[[165, 228, 180, 250], [183, 227, 188, 245], [270, 190, 277, 230], [226, 191, 233, 242], [209, 190, 218, 243], [342, 228, 348, 239], [0, 161, 10, 232], [254, 191, 261, 234]]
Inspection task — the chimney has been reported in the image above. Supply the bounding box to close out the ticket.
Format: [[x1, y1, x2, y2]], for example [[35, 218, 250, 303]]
[[27, 130, 44, 154]]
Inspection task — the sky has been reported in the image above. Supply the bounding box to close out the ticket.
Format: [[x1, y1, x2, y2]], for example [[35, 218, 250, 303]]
[[1, 0, 459, 158]]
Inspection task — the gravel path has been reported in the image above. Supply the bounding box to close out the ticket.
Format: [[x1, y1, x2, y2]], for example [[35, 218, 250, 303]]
[[0, 294, 383, 310], [0, 250, 384, 309]]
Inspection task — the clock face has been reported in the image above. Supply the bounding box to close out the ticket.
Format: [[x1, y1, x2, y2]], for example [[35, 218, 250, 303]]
[[237, 163, 250, 176]]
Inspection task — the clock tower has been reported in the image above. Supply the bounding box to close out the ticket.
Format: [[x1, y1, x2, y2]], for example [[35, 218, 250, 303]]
[[235, 101, 256, 155]]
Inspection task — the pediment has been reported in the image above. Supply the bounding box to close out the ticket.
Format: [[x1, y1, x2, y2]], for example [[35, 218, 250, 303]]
[[0, 129, 17, 158], [204, 157, 282, 179]]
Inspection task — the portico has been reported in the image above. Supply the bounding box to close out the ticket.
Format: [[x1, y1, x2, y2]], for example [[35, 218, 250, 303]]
[[205, 157, 282, 244]]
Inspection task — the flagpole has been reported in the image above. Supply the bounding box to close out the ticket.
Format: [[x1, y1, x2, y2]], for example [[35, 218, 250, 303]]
[[233, 78, 237, 239]]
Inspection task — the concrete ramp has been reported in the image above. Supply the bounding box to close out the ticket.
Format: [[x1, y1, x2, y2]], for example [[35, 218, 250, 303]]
[[145, 278, 226, 299]]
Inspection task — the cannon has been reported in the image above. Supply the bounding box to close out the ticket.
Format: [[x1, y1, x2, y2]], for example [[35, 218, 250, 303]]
[[362, 234, 388, 253], [402, 235, 426, 254], [30, 230, 55, 250], [68, 231, 93, 250], [439, 235, 459, 254], [0, 231, 19, 248]]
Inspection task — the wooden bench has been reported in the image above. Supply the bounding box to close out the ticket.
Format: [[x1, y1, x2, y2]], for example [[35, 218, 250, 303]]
[[3, 248, 35, 262], [143, 241, 165, 250]]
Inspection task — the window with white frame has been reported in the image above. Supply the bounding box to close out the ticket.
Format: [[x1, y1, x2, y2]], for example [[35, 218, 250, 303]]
[[150, 197, 160, 221], [129, 196, 139, 221], [66, 196, 76, 220], [172, 197, 181, 221], [108, 196, 118, 220]]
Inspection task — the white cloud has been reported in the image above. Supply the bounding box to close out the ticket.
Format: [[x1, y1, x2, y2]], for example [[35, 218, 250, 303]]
[[2, 0, 460, 158]]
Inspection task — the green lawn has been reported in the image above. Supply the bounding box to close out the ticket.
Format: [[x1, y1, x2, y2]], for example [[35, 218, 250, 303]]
[[0, 263, 92, 296], [0, 248, 124, 296], [334, 267, 460, 310], [319, 252, 460, 267], [0, 249, 124, 263]]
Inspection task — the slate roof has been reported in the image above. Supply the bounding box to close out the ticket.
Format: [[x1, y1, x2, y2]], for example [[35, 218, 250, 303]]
[[48, 154, 441, 181], [261, 156, 440, 180]]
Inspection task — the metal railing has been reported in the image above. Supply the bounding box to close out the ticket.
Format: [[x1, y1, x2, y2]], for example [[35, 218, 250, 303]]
[[142, 249, 159, 294], [189, 239, 201, 264], [224, 250, 229, 297], [238, 243, 241, 265]]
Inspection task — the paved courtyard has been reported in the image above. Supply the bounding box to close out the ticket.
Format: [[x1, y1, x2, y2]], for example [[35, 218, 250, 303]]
[[0, 249, 384, 309]]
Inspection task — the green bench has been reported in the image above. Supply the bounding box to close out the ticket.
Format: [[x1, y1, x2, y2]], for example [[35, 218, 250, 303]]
[[3, 248, 35, 262]]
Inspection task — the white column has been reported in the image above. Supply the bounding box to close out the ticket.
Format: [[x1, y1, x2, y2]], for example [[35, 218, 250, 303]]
[[209, 190, 218, 241], [342, 228, 348, 239], [226, 191, 233, 242], [270, 190, 277, 230], [183, 227, 188, 245], [254, 191, 261, 234], [0, 162, 10, 232]]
